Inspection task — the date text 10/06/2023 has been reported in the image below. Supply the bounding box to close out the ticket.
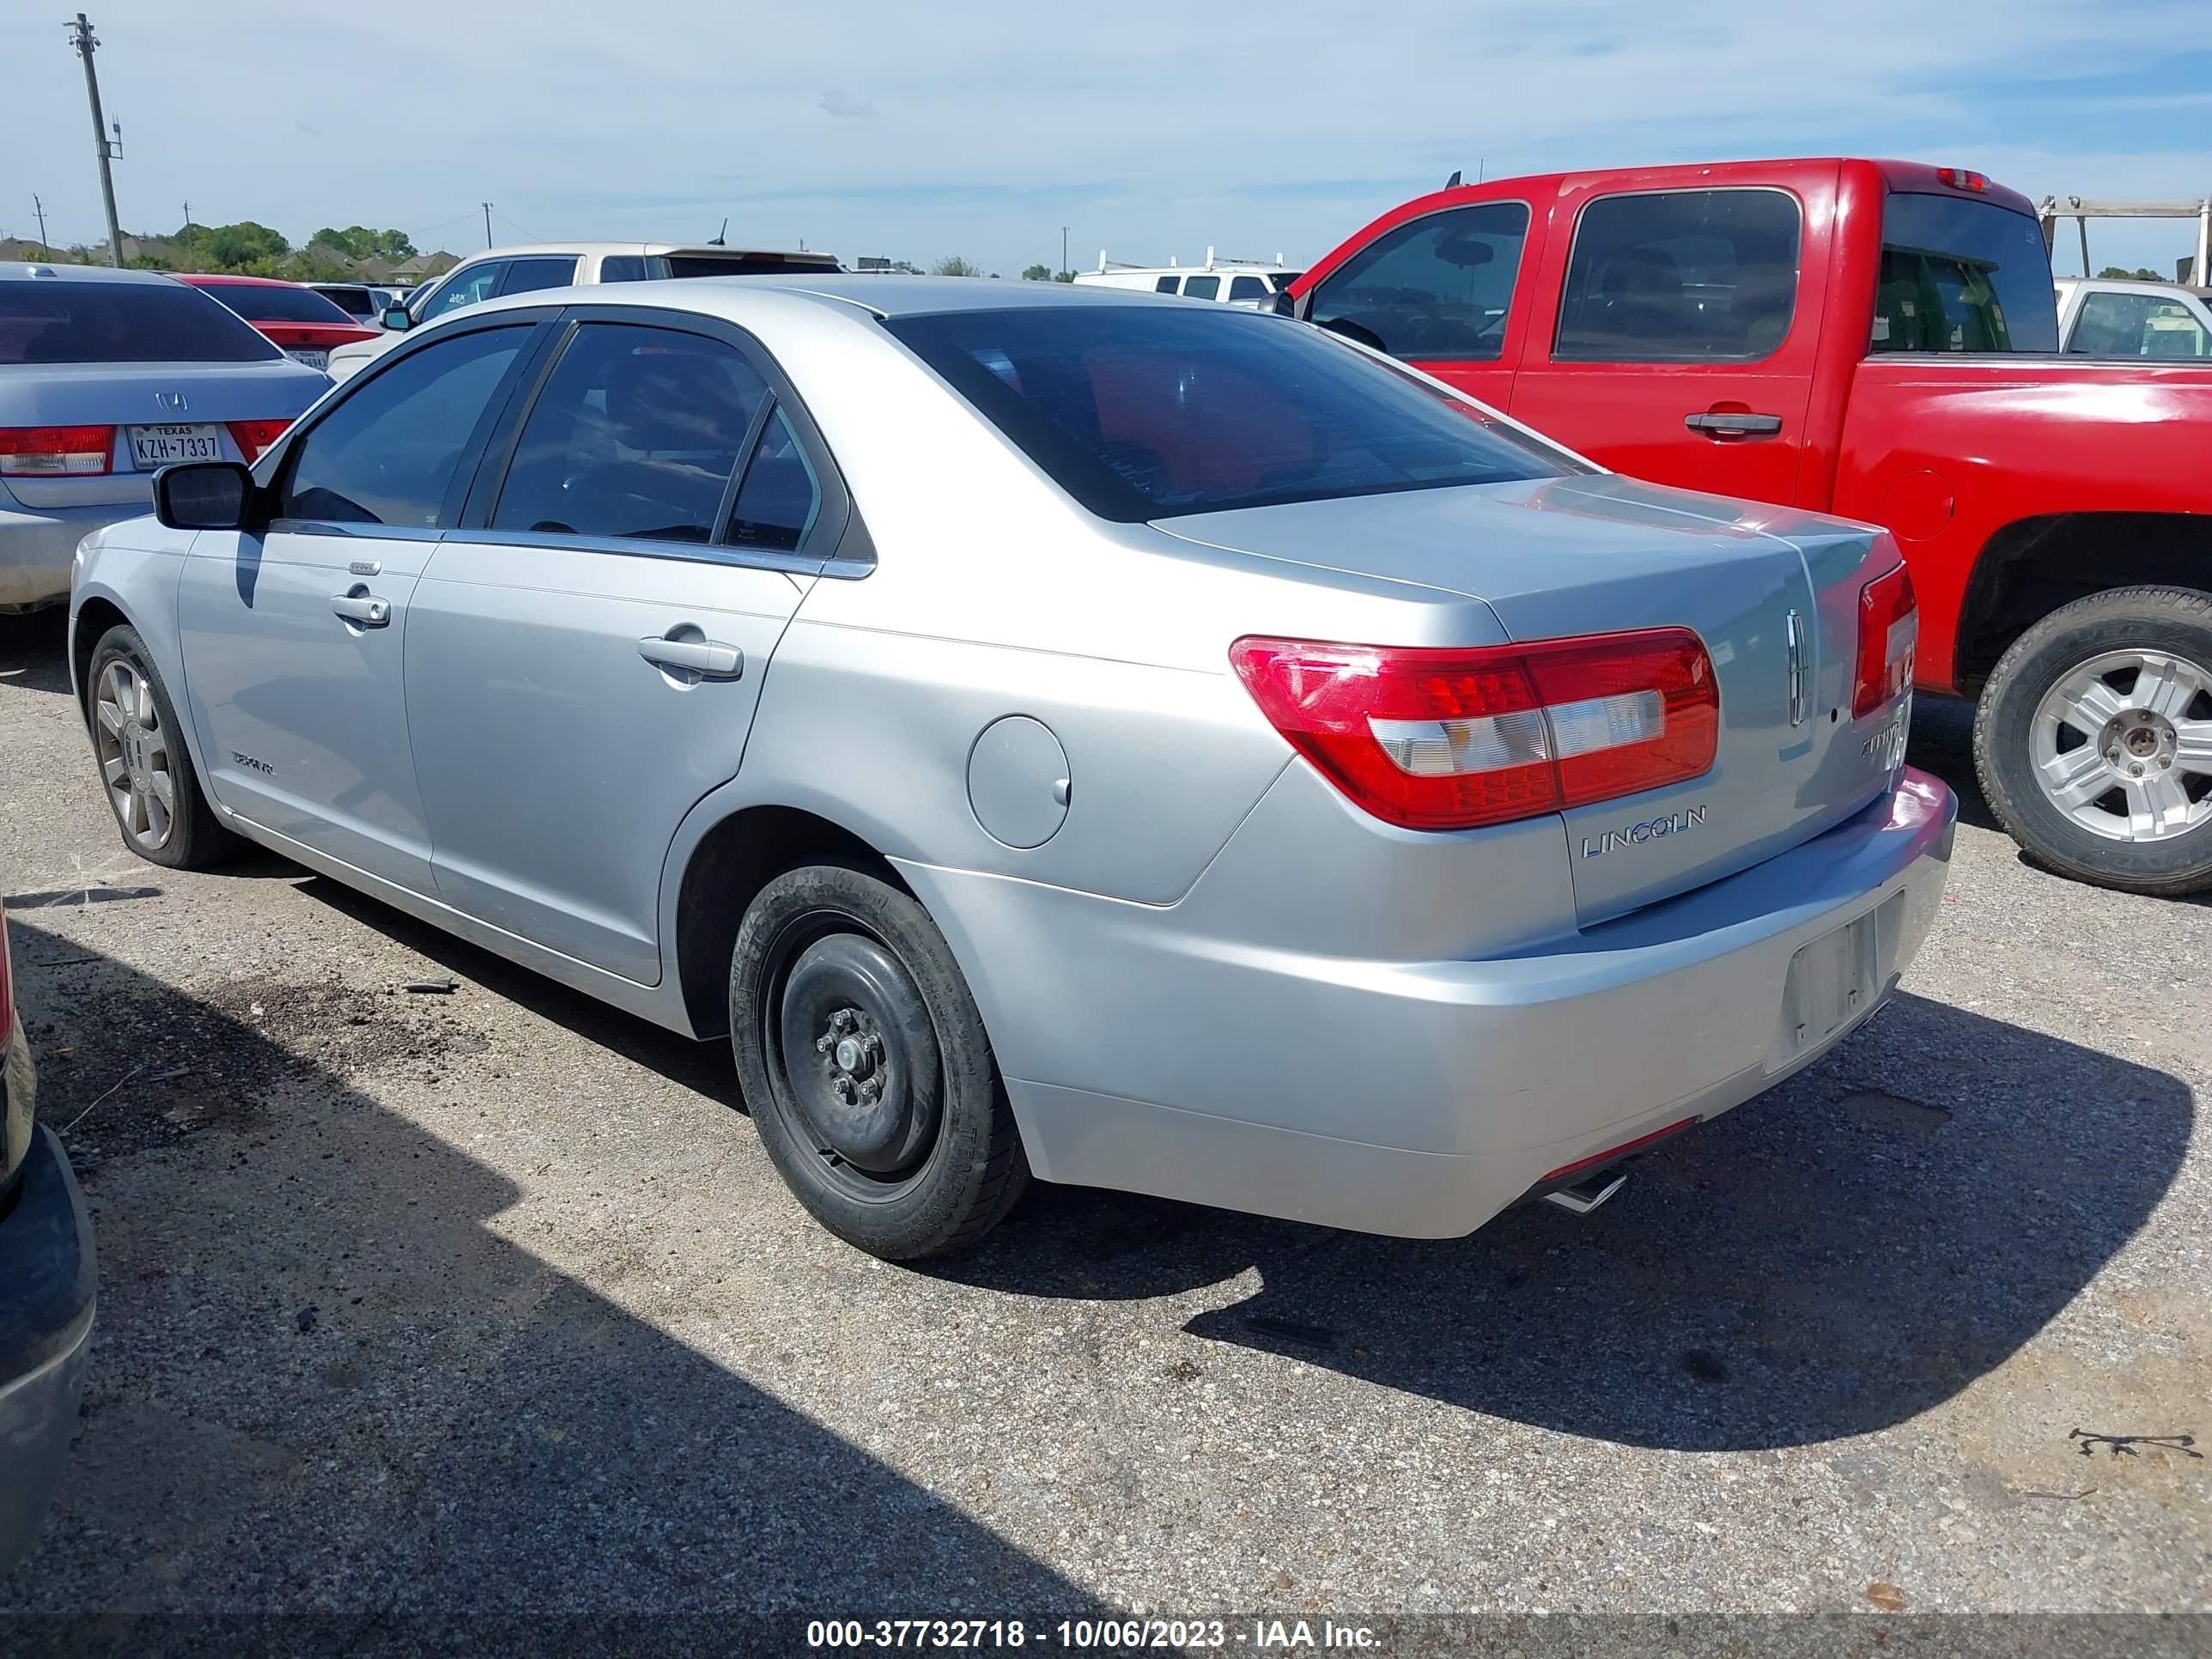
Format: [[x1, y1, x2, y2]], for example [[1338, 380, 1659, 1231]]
[[805, 1619, 1381, 1650]]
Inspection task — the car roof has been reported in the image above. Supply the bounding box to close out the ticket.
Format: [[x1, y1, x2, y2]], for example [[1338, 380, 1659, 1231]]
[[0, 261, 181, 285], [459, 242, 832, 262], [696, 274, 1194, 317]]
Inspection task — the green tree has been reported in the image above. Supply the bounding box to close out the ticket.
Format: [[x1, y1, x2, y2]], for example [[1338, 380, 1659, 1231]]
[[890, 259, 923, 274], [2096, 265, 2164, 282], [931, 255, 982, 277], [1054, 270, 1075, 283], [1021, 263, 1053, 281], [311, 225, 417, 262], [203, 221, 290, 270]]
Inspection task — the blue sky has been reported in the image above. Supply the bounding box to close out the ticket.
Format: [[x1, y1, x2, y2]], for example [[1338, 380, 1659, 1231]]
[[12, 1, 2211, 279]]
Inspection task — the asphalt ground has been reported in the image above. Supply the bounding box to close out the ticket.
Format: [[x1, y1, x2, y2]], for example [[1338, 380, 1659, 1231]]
[[0, 607, 2205, 1655]]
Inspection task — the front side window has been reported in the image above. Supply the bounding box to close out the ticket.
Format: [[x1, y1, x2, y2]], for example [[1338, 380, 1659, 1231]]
[[2069, 290, 2210, 358], [886, 303, 1575, 524], [279, 325, 530, 526], [1871, 193, 2057, 353], [1183, 275, 1221, 301], [1227, 275, 1268, 301], [1554, 190, 1800, 362], [499, 257, 579, 297], [423, 262, 504, 319], [0, 281, 276, 365], [491, 323, 770, 543], [1308, 202, 1528, 362]]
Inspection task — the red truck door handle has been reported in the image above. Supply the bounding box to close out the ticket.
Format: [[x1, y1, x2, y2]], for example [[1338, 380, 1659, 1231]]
[[1685, 410, 1784, 437]]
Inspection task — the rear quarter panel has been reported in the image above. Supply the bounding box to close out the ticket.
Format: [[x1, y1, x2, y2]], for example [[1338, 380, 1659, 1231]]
[[1833, 358, 2212, 688], [68, 521, 209, 775]]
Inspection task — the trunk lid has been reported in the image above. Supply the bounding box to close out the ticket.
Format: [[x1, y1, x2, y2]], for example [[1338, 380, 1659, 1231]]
[[0, 358, 326, 508], [1158, 473, 1905, 923]]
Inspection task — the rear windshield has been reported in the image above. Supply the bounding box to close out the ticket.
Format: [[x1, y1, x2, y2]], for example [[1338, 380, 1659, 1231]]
[[664, 253, 842, 279], [198, 283, 356, 325], [316, 285, 377, 316], [1872, 193, 2058, 353], [886, 305, 1574, 522], [0, 280, 278, 364]]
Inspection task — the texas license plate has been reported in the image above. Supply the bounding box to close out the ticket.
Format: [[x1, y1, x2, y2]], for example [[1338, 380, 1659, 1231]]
[[1771, 910, 1878, 1066], [127, 423, 223, 468], [284, 348, 330, 370]]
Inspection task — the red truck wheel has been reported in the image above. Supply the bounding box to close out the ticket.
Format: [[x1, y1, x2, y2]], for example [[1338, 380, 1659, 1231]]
[[1974, 586, 2212, 896]]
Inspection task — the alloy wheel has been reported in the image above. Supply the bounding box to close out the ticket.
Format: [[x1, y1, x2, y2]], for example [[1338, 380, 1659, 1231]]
[[2030, 648, 2212, 843], [92, 657, 179, 853]]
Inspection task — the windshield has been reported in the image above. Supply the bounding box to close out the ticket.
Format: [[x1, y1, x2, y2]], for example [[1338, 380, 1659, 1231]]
[[886, 304, 1575, 523], [1872, 193, 2058, 353], [199, 282, 357, 325], [0, 280, 279, 364]]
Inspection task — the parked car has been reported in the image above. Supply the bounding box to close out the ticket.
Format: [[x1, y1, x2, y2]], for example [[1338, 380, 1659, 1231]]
[[70, 279, 1954, 1260], [172, 274, 379, 372], [0, 894, 98, 1576], [2054, 276, 2212, 359], [1289, 158, 2212, 895], [325, 242, 843, 382], [0, 264, 330, 610], [1073, 252, 1303, 306], [307, 282, 384, 326]]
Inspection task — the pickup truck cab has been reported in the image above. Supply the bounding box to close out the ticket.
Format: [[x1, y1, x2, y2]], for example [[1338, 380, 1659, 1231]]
[[2054, 276, 2212, 360], [1291, 159, 2212, 895]]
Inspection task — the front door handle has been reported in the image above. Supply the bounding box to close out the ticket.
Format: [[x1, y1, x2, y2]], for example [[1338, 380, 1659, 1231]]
[[1684, 410, 1784, 436], [331, 590, 391, 627], [637, 635, 744, 680]]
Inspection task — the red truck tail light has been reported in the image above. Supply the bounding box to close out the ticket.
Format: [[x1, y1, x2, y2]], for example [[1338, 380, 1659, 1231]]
[[227, 418, 292, 462], [1852, 563, 1918, 718], [1231, 629, 1719, 831], [1936, 167, 1988, 191], [0, 425, 115, 477]]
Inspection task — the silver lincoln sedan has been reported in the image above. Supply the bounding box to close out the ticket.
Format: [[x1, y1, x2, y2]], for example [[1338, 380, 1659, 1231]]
[[67, 277, 1954, 1260]]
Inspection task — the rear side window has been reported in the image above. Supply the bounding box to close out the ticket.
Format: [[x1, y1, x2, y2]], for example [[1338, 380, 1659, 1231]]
[[1228, 276, 1268, 301], [499, 257, 578, 296], [1872, 194, 2057, 353], [599, 256, 653, 283], [1154, 276, 1179, 294], [0, 280, 276, 364], [1554, 190, 1801, 362], [726, 410, 821, 551], [1307, 202, 1528, 362], [886, 304, 1574, 524], [279, 325, 530, 526], [1271, 271, 1304, 291], [492, 323, 770, 543], [2069, 290, 2211, 358], [1182, 276, 1220, 301], [198, 283, 356, 325]]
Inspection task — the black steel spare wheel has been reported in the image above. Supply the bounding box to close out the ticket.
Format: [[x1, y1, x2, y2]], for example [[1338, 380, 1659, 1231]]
[[776, 931, 942, 1181]]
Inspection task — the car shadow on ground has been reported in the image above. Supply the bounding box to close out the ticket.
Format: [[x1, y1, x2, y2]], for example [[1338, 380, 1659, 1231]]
[[1, 920, 1101, 1644], [931, 988, 2192, 1453], [0, 611, 74, 697]]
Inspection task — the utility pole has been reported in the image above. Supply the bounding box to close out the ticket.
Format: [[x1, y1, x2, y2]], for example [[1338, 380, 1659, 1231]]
[[482, 201, 493, 248], [67, 14, 125, 267], [33, 195, 51, 254], [1061, 225, 1068, 278]]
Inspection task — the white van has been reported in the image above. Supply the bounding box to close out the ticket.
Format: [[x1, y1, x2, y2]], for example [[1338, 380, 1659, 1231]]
[[1072, 248, 1304, 306]]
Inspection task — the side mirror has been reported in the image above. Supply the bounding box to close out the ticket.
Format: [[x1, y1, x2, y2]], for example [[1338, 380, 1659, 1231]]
[[1262, 289, 1297, 317], [381, 305, 413, 331], [153, 461, 257, 532]]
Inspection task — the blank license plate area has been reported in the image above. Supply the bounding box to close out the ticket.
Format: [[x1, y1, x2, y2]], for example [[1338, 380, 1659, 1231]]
[[128, 423, 222, 468], [1771, 911, 1878, 1068]]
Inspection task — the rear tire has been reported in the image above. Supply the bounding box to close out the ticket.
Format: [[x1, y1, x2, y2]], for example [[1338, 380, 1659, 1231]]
[[84, 624, 244, 872], [729, 860, 1029, 1260], [1973, 586, 2212, 896]]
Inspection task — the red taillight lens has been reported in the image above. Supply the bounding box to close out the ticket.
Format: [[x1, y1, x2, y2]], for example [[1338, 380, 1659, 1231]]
[[1231, 629, 1720, 831], [1853, 562, 1918, 718], [1936, 167, 1989, 192], [227, 418, 292, 463], [0, 425, 115, 477]]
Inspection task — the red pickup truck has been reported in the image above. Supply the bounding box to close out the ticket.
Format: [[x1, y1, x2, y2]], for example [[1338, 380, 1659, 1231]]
[[1287, 158, 2212, 896]]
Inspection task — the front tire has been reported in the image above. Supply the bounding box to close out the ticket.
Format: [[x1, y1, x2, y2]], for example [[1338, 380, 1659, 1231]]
[[730, 860, 1029, 1260], [84, 624, 243, 871], [1974, 586, 2212, 896]]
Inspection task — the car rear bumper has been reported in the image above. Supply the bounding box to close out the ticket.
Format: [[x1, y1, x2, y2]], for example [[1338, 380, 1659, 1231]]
[[902, 769, 1957, 1239], [1, 1029, 98, 1574], [0, 495, 149, 611]]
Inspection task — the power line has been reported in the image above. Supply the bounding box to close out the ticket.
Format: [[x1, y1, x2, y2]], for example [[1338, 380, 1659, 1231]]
[[489, 207, 548, 245]]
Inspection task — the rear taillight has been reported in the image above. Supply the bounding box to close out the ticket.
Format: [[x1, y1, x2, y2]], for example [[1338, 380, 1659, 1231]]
[[1231, 629, 1719, 831], [0, 425, 115, 477], [1853, 562, 1917, 718], [227, 418, 292, 463]]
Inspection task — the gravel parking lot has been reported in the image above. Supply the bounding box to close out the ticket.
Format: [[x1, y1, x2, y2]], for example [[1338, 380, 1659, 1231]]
[[1, 606, 2206, 1650]]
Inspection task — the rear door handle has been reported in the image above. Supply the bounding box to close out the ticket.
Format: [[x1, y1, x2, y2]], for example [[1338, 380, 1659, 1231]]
[[1684, 410, 1784, 436], [331, 590, 391, 627], [637, 635, 744, 680]]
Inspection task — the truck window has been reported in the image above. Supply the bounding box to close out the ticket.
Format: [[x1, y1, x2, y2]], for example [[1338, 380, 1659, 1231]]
[[1871, 193, 2057, 353], [1155, 276, 1179, 294], [1228, 276, 1268, 301], [1307, 202, 1528, 361], [1183, 276, 1220, 301], [1553, 189, 1800, 363], [2069, 290, 2211, 359]]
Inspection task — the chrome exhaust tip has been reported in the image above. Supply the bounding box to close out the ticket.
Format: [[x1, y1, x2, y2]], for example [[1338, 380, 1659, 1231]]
[[1540, 1170, 1629, 1215]]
